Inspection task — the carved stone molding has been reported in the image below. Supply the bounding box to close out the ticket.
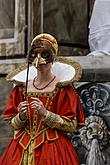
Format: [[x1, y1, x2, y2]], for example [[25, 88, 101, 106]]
[[78, 82, 110, 131], [69, 82, 110, 165]]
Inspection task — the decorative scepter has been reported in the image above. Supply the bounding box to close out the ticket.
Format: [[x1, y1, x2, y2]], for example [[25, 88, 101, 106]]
[[24, 58, 30, 101], [24, 45, 36, 100]]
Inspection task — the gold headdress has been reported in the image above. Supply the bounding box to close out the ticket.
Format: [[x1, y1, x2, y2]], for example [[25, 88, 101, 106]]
[[31, 33, 58, 55]]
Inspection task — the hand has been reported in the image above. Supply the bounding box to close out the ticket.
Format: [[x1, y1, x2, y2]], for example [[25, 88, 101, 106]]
[[30, 97, 47, 118], [18, 101, 29, 121]]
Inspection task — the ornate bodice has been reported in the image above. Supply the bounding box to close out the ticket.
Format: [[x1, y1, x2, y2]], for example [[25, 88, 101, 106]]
[[25, 87, 60, 135]]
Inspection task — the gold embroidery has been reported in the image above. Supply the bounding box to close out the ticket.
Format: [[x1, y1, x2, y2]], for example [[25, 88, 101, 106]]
[[4, 115, 16, 120], [19, 149, 24, 165], [32, 111, 38, 136], [33, 131, 45, 149], [27, 86, 59, 98], [46, 130, 58, 141], [43, 111, 63, 128], [14, 130, 24, 140], [19, 132, 31, 150], [43, 111, 77, 132], [62, 117, 77, 132], [11, 114, 26, 130], [22, 139, 35, 165], [25, 88, 59, 135], [31, 127, 48, 140], [45, 96, 50, 108]]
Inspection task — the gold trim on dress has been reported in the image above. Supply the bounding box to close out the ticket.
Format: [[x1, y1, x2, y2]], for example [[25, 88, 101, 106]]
[[19, 132, 31, 150], [27, 86, 59, 98], [4, 114, 16, 121], [33, 131, 45, 149], [46, 130, 58, 141]]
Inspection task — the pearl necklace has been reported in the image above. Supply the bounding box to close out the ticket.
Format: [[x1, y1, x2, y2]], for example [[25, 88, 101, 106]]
[[33, 75, 56, 90]]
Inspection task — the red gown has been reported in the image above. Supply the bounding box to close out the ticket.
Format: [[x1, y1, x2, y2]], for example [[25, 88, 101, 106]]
[[0, 85, 84, 165]]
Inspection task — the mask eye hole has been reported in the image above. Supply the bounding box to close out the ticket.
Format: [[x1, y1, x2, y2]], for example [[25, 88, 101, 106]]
[[41, 50, 52, 59], [28, 53, 38, 63]]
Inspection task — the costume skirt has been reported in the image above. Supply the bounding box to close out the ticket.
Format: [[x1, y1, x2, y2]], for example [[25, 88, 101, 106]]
[[0, 133, 80, 165]]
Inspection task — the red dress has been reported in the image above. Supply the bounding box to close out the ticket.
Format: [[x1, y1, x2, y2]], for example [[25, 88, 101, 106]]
[[0, 85, 84, 165]]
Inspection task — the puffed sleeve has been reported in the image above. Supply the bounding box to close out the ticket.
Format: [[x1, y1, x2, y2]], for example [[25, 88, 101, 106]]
[[3, 85, 24, 121]]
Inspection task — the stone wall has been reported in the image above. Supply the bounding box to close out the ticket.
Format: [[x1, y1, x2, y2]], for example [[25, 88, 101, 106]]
[[0, 78, 13, 156], [0, 0, 25, 57]]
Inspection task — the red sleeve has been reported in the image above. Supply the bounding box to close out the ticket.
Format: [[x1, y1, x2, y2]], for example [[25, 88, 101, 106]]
[[56, 86, 85, 126], [3, 85, 24, 120]]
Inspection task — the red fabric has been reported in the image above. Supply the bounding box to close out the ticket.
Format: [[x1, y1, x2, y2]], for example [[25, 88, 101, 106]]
[[0, 85, 84, 165], [3, 85, 24, 120], [3, 85, 84, 125], [53, 86, 84, 124], [0, 134, 80, 165], [0, 139, 23, 165], [34, 133, 80, 165]]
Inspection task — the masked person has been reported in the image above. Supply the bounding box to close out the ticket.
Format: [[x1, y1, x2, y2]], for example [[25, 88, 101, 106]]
[[0, 33, 84, 165]]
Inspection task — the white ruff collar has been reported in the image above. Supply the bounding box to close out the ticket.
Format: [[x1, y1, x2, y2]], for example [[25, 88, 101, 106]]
[[6, 57, 82, 86]]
